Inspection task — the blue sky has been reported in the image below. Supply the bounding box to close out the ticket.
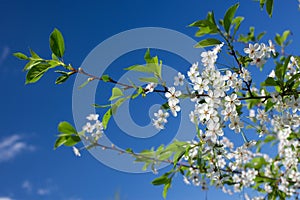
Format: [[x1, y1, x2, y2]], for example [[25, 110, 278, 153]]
[[1, 1, 300, 200]]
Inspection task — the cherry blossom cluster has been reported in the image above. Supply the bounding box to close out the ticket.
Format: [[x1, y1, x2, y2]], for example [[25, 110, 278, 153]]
[[244, 41, 275, 68], [148, 41, 300, 198], [152, 109, 169, 130], [82, 114, 104, 141]]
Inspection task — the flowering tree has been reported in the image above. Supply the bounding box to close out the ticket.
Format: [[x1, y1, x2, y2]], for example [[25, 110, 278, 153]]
[[14, 1, 300, 199]]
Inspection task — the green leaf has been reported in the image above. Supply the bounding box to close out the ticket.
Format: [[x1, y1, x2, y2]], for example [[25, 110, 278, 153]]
[[232, 16, 244, 36], [124, 49, 162, 79], [261, 77, 278, 86], [287, 73, 300, 87], [266, 0, 274, 17], [124, 65, 156, 73], [102, 108, 112, 129], [54, 136, 67, 149], [246, 157, 267, 170], [265, 99, 275, 111], [139, 77, 159, 83], [195, 38, 222, 48], [274, 33, 282, 46], [92, 103, 111, 108], [78, 79, 91, 89], [109, 87, 124, 101], [161, 102, 170, 110], [25, 63, 51, 84], [23, 60, 41, 71], [257, 31, 266, 41], [281, 30, 291, 44], [264, 135, 276, 143], [101, 74, 110, 82], [260, 0, 266, 9], [14, 52, 29, 60], [52, 53, 59, 61], [152, 174, 170, 185], [64, 135, 81, 146], [55, 74, 69, 84], [189, 12, 218, 37], [206, 11, 217, 26], [111, 97, 127, 114], [282, 55, 292, 79], [163, 181, 171, 199], [29, 49, 41, 60], [223, 3, 239, 33], [49, 28, 65, 58], [144, 49, 162, 78], [131, 87, 144, 99], [58, 121, 77, 135]]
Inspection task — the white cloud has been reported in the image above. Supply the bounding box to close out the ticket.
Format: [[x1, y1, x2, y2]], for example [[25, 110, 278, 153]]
[[0, 46, 10, 66], [0, 197, 13, 200], [37, 188, 50, 195], [22, 180, 32, 192], [0, 134, 35, 163]]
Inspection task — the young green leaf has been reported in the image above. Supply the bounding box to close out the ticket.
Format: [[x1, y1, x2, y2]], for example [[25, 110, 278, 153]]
[[124, 65, 156, 73], [54, 136, 67, 149], [139, 77, 159, 83], [25, 63, 51, 84], [281, 30, 291, 44], [49, 28, 65, 58], [109, 87, 124, 101], [55, 74, 69, 84], [78, 78, 91, 89], [152, 175, 169, 185], [266, 0, 274, 17], [261, 77, 278, 86], [163, 180, 171, 199], [29, 49, 41, 60], [58, 121, 77, 135], [14, 52, 29, 60], [101, 74, 110, 82], [111, 97, 127, 114], [23, 60, 41, 71], [232, 16, 244, 37], [64, 135, 81, 146], [223, 3, 239, 33], [102, 108, 112, 129], [131, 87, 144, 99], [259, 0, 266, 9], [195, 38, 222, 48]]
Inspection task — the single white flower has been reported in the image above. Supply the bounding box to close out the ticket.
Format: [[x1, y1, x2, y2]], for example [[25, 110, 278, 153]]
[[229, 117, 244, 133], [193, 77, 209, 94], [153, 119, 165, 130], [145, 82, 157, 93], [83, 122, 94, 133], [188, 62, 199, 83], [224, 93, 241, 109], [174, 72, 185, 86], [260, 43, 270, 58], [206, 121, 223, 143], [240, 67, 251, 82], [170, 104, 181, 117], [244, 43, 260, 59], [72, 146, 81, 157], [86, 114, 99, 121], [154, 109, 169, 123], [250, 55, 266, 68], [268, 40, 276, 56], [165, 87, 181, 106]]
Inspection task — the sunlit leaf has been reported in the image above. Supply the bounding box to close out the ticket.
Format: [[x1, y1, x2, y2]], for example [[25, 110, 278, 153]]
[[49, 28, 65, 58]]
